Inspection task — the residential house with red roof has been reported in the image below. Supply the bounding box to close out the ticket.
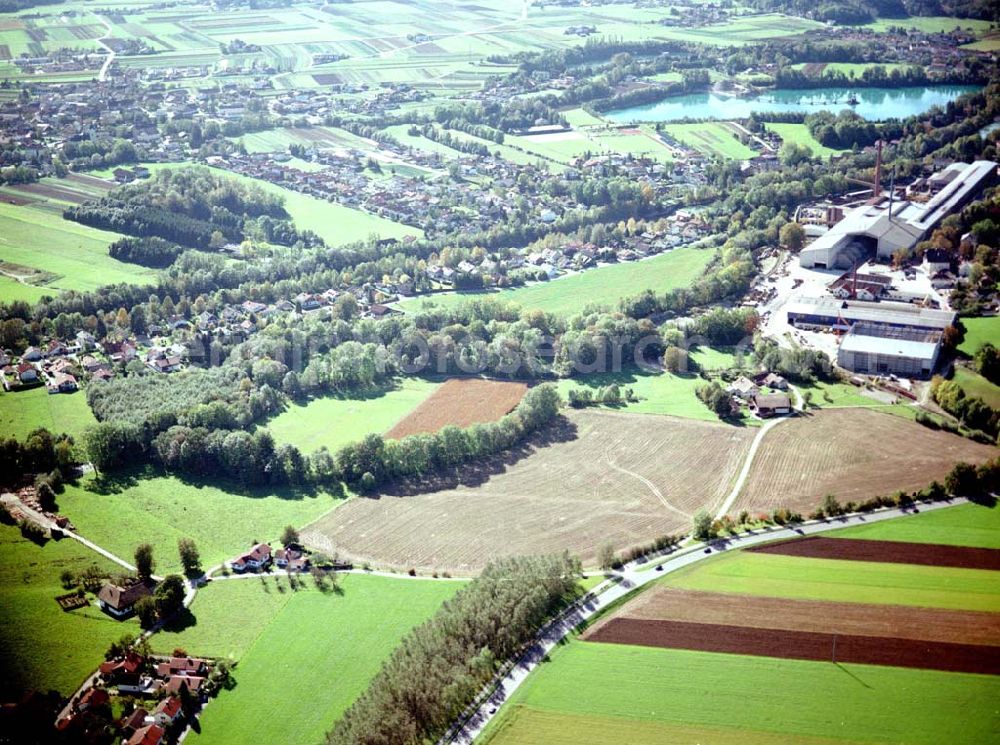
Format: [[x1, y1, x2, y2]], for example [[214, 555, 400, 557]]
[[230, 543, 271, 572]]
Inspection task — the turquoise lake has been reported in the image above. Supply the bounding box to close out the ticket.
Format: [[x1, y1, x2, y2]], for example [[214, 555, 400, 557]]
[[606, 85, 981, 122]]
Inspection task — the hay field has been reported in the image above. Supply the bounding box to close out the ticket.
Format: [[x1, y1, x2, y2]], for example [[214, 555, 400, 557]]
[[734, 408, 997, 516], [304, 410, 754, 573]]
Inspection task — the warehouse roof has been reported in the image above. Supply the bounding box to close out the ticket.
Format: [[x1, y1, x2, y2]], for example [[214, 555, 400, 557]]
[[786, 297, 955, 330], [840, 332, 939, 359]]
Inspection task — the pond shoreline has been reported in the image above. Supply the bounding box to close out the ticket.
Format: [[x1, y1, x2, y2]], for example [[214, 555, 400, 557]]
[[606, 84, 981, 123]]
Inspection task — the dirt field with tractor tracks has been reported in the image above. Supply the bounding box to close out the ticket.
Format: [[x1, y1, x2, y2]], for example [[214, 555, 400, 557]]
[[385, 378, 528, 439], [304, 410, 754, 573], [733, 409, 997, 517]]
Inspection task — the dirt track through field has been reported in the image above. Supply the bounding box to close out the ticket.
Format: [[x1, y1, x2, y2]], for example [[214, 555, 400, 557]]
[[585, 587, 1000, 646], [586, 618, 1000, 674], [385, 378, 528, 438], [747, 536, 1000, 570]]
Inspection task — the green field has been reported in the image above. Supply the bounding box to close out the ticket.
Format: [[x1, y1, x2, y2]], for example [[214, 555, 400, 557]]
[[953, 366, 1000, 409], [56, 470, 338, 574], [266, 378, 440, 453], [832, 502, 1000, 549], [153, 577, 289, 660], [556, 368, 717, 422], [798, 379, 872, 407], [862, 15, 993, 34], [561, 108, 605, 128], [0, 387, 97, 443], [662, 122, 757, 160], [0, 275, 50, 304], [661, 551, 999, 612], [174, 575, 462, 744], [765, 122, 848, 159], [688, 345, 742, 371], [0, 524, 140, 700], [480, 640, 1000, 745], [958, 316, 1000, 356], [0, 202, 155, 294], [963, 34, 1000, 52], [400, 247, 714, 316]]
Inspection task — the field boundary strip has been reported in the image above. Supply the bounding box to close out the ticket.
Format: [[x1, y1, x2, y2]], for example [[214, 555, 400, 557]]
[[585, 618, 1000, 675], [747, 536, 1000, 570]]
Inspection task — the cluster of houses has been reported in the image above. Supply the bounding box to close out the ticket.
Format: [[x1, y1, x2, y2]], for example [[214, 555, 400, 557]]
[[809, 24, 988, 74], [0, 337, 92, 393], [726, 372, 793, 418], [229, 542, 311, 573], [57, 653, 214, 744], [209, 142, 594, 240]]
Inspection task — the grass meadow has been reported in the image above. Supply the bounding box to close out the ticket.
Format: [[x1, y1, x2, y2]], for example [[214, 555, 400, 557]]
[[172, 575, 462, 744], [0, 202, 154, 294], [56, 469, 339, 574], [266, 378, 441, 453], [0, 387, 96, 443], [765, 122, 848, 159], [400, 247, 714, 316], [958, 316, 1000, 356], [0, 524, 140, 700], [555, 369, 718, 422], [831, 502, 1000, 549], [661, 551, 999, 612], [953, 366, 1000, 410], [480, 640, 1000, 745], [661, 122, 757, 160], [0, 275, 49, 304]]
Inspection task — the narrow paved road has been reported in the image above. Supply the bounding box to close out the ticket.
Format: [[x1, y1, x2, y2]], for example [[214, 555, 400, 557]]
[[95, 16, 115, 82], [443, 498, 970, 744]]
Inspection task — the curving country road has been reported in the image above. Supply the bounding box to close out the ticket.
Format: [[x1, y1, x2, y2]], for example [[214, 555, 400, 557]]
[[441, 497, 971, 745]]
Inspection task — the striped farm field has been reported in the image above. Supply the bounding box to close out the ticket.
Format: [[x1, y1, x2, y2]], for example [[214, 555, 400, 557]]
[[585, 586, 1000, 648], [483, 497, 1000, 744], [746, 535, 1000, 570]]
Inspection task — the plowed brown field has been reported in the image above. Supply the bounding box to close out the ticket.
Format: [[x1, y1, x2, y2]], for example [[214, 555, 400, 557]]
[[586, 618, 1000, 674], [748, 536, 1000, 570], [304, 410, 754, 572], [734, 409, 996, 516], [585, 587, 1000, 646], [385, 378, 528, 438]]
